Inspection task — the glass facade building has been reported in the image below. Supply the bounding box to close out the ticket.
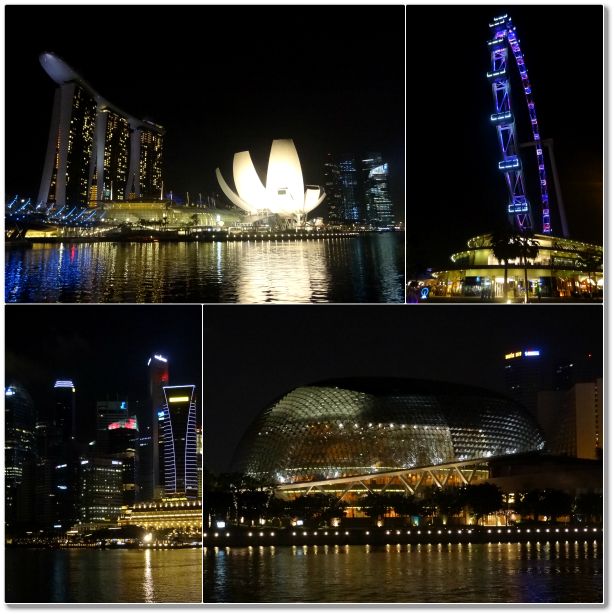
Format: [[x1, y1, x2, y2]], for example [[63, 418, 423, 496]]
[[234, 378, 545, 485]]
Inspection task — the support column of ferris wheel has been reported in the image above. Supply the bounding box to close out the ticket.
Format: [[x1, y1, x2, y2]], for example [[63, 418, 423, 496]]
[[487, 14, 552, 235]]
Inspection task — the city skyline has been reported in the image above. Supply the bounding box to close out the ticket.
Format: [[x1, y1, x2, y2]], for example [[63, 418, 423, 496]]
[[202, 304, 603, 473], [5, 5, 405, 221], [5, 305, 202, 441]]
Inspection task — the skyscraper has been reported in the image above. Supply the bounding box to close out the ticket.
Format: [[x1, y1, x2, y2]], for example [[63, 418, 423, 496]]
[[37, 52, 164, 209], [503, 349, 544, 418], [96, 400, 128, 455], [145, 354, 169, 500], [338, 158, 362, 222], [160, 385, 198, 498], [323, 154, 343, 223], [77, 457, 124, 524], [53, 379, 76, 442], [361, 153, 395, 227], [107, 417, 140, 505], [5, 383, 36, 531]]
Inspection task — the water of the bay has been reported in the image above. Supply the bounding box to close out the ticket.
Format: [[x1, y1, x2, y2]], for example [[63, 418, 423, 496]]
[[5, 548, 202, 603], [203, 541, 603, 603], [5, 233, 404, 303]]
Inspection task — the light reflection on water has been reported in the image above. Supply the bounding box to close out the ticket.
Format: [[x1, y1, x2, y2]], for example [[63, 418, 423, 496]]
[[5, 234, 404, 303], [6, 548, 202, 603], [203, 541, 602, 603]]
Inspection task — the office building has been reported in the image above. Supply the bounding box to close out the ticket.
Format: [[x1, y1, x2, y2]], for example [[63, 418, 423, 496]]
[[77, 457, 124, 524], [5, 383, 37, 531], [503, 349, 544, 418], [96, 400, 129, 455], [160, 385, 198, 498], [361, 153, 395, 227], [107, 417, 139, 506], [538, 378, 603, 460], [338, 158, 361, 222], [323, 154, 343, 223], [142, 354, 169, 500]]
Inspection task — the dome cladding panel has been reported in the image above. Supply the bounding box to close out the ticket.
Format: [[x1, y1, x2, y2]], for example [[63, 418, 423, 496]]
[[235, 382, 545, 484]]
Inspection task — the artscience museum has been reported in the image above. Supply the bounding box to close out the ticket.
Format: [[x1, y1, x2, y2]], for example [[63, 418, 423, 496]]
[[215, 139, 326, 226]]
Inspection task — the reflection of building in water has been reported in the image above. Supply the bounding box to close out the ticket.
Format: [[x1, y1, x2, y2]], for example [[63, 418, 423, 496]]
[[119, 498, 202, 532], [431, 234, 603, 298], [234, 240, 332, 303]]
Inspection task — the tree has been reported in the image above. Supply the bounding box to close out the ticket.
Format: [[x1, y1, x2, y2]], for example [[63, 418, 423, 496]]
[[490, 226, 541, 303], [465, 483, 503, 525], [432, 487, 467, 525], [578, 247, 603, 296], [361, 492, 393, 524], [573, 492, 603, 524], [515, 231, 540, 303], [388, 492, 424, 523], [540, 489, 573, 523], [490, 225, 518, 302]]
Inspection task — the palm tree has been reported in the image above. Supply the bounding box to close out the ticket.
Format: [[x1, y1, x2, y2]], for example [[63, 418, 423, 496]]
[[515, 231, 540, 303], [578, 247, 603, 296], [490, 224, 518, 302]]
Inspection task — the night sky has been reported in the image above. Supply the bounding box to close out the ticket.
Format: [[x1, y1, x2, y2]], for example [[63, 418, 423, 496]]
[[5, 305, 202, 440], [203, 304, 603, 473], [406, 5, 603, 272], [5, 4, 405, 219]]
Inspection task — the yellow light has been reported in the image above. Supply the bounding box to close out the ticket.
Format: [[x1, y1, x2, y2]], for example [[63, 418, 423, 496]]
[[169, 396, 190, 403]]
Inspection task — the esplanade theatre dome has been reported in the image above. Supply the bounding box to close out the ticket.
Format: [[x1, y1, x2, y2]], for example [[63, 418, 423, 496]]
[[233, 378, 545, 484]]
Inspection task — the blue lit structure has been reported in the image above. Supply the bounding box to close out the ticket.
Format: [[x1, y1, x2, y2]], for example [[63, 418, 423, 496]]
[[488, 14, 551, 234]]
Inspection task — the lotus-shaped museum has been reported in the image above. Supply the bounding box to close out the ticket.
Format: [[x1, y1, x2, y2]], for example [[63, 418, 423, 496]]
[[215, 139, 326, 222]]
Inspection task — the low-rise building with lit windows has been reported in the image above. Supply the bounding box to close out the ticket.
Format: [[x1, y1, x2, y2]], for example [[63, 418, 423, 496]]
[[429, 234, 603, 299], [118, 498, 202, 532]]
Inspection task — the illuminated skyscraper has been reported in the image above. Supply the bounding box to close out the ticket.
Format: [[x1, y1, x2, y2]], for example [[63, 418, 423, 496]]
[[362, 153, 395, 227], [38, 52, 164, 209], [107, 417, 139, 505], [338, 158, 361, 222], [144, 354, 169, 500], [77, 457, 124, 524], [503, 349, 544, 418], [160, 385, 198, 498], [323, 154, 343, 223], [96, 400, 128, 454], [5, 383, 36, 531], [53, 379, 76, 442]]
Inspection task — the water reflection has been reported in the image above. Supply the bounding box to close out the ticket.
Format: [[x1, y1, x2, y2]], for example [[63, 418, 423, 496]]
[[203, 541, 602, 603], [143, 547, 154, 603], [6, 548, 202, 603], [5, 234, 404, 303]]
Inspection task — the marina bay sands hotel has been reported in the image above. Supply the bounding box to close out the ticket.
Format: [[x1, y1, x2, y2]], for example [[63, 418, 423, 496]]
[[37, 52, 164, 209]]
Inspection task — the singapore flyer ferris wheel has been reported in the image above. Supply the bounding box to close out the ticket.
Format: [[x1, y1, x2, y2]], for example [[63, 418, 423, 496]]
[[487, 14, 552, 235]]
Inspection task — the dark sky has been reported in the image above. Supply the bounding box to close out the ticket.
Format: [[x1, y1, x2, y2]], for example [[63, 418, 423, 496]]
[[5, 4, 405, 219], [203, 304, 603, 473], [5, 305, 202, 440], [406, 5, 603, 272]]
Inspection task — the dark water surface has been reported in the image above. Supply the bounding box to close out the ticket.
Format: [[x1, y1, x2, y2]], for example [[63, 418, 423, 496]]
[[6, 548, 202, 603], [5, 234, 404, 303], [203, 541, 603, 603]]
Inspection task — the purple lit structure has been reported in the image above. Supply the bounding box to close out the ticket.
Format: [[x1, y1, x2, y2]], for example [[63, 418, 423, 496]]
[[488, 14, 551, 234]]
